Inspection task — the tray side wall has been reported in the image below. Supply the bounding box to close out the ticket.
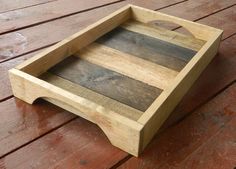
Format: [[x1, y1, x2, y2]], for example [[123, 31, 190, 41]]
[[139, 31, 223, 151], [8, 68, 143, 156]]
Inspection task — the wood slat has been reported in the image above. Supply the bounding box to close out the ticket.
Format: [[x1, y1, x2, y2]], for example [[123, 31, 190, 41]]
[[97, 27, 196, 71], [77, 43, 178, 89], [121, 20, 205, 51], [49, 56, 162, 112], [117, 83, 236, 169], [0, 0, 55, 13], [0, 98, 75, 157], [0, 118, 128, 169], [0, 0, 121, 34], [40, 72, 144, 120]]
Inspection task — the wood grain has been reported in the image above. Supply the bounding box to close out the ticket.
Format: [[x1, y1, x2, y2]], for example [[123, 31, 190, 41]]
[[0, 97, 75, 157], [117, 82, 236, 169], [97, 27, 196, 71], [77, 43, 178, 89], [160, 0, 236, 23], [121, 20, 206, 51], [0, 1, 127, 62], [49, 56, 162, 111], [40, 72, 144, 120], [0, 0, 121, 34], [0, 0, 55, 13], [0, 118, 128, 169]]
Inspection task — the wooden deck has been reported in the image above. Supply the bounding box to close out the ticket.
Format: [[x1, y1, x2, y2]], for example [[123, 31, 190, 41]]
[[0, 0, 235, 168]]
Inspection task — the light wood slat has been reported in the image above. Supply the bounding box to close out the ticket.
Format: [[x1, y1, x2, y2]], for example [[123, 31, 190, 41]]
[[121, 20, 206, 51], [40, 72, 144, 120], [76, 43, 178, 89]]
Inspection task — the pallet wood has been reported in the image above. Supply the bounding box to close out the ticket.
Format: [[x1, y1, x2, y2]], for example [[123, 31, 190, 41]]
[[96, 26, 197, 71], [48, 57, 162, 112], [76, 43, 178, 89], [118, 83, 236, 168], [9, 5, 222, 156]]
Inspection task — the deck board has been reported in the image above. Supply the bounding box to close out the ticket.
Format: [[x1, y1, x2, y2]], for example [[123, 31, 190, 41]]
[[0, 0, 121, 34], [0, 0, 235, 168], [117, 83, 236, 169]]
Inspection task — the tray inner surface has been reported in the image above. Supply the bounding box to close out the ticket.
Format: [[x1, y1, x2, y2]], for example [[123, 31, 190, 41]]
[[40, 20, 205, 120]]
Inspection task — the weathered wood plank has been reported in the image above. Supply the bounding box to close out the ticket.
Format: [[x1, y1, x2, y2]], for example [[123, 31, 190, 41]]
[[40, 72, 144, 120], [97, 27, 196, 71], [77, 43, 178, 89], [49, 56, 162, 111], [0, 97, 75, 157], [0, 0, 121, 34], [121, 20, 205, 51], [0, 0, 55, 13], [117, 83, 236, 169]]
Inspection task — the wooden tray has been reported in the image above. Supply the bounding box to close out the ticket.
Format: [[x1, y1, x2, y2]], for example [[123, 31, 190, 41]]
[[9, 5, 223, 156]]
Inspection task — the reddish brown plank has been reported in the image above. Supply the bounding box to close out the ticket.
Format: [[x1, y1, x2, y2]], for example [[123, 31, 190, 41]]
[[117, 83, 236, 169], [160, 0, 236, 22], [127, 0, 186, 10], [197, 5, 236, 39], [175, 117, 236, 169], [176, 5, 236, 40], [0, 98, 75, 157], [0, 0, 122, 34], [0, 0, 55, 13], [0, 118, 127, 169]]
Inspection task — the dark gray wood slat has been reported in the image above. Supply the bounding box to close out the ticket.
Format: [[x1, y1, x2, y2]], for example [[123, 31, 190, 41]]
[[48, 56, 162, 112], [97, 27, 197, 71]]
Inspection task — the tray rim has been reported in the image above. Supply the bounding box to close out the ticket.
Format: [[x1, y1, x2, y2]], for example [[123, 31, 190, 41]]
[[9, 4, 223, 156]]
